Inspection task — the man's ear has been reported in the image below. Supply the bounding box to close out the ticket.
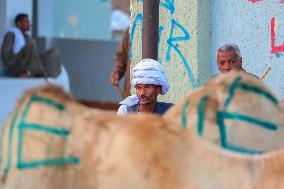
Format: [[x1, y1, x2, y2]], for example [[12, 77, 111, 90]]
[[15, 22, 20, 28], [239, 57, 243, 70], [158, 85, 162, 94]]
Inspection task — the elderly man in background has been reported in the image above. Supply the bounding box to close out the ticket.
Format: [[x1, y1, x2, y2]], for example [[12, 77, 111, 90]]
[[216, 43, 245, 73], [216, 43, 258, 79], [1, 13, 61, 77], [117, 59, 173, 115]]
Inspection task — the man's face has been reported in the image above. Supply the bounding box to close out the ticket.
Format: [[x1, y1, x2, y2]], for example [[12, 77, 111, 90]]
[[135, 84, 161, 106], [17, 16, 31, 33], [216, 50, 243, 73]]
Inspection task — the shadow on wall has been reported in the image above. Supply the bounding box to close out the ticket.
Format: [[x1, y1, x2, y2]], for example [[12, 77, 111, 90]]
[[41, 37, 122, 103]]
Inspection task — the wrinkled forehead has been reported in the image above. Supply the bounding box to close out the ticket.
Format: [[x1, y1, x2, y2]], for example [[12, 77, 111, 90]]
[[217, 50, 240, 60]]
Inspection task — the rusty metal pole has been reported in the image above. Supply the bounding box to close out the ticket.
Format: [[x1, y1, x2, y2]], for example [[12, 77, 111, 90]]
[[142, 0, 160, 60]]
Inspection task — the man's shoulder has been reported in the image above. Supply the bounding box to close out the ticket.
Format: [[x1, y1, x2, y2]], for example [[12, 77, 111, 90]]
[[117, 104, 138, 115], [246, 72, 259, 79], [3, 31, 15, 38], [4, 30, 30, 39], [210, 71, 259, 79], [156, 102, 173, 115], [157, 102, 173, 107]]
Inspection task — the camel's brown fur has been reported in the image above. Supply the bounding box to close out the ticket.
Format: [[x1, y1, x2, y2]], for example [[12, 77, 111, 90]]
[[1, 72, 284, 189]]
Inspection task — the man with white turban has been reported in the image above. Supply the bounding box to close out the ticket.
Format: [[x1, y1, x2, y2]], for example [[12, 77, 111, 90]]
[[117, 59, 173, 115]]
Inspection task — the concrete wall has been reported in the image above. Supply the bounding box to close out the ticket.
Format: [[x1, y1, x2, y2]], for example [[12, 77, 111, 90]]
[[130, 0, 211, 103], [50, 38, 121, 102], [130, 0, 284, 102], [0, 0, 122, 102], [38, 0, 53, 38], [38, 0, 111, 40], [211, 0, 284, 98], [0, 0, 7, 47], [6, 0, 32, 28]]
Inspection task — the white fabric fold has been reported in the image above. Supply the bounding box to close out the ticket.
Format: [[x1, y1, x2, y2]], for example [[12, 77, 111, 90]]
[[119, 95, 139, 106], [8, 27, 25, 54]]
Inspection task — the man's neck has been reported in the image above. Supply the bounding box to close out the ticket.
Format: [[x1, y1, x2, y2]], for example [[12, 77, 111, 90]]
[[139, 102, 157, 113], [20, 30, 27, 35]]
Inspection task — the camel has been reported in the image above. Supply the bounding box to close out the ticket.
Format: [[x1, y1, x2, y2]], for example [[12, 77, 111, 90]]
[[0, 72, 284, 189]]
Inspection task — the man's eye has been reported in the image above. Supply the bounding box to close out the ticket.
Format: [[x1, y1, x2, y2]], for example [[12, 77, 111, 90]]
[[218, 61, 224, 65]]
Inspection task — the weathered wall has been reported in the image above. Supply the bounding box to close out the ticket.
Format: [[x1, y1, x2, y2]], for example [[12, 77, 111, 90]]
[[50, 38, 121, 102], [6, 0, 32, 28], [130, 0, 284, 102], [0, 0, 7, 47], [38, 0, 53, 38], [38, 0, 111, 40], [211, 0, 284, 98], [130, 0, 211, 103]]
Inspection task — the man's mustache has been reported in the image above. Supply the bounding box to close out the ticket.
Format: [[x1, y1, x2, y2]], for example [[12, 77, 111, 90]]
[[138, 95, 149, 100]]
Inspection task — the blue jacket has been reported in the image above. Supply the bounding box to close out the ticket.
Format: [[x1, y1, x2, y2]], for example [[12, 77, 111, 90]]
[[117, 102, 173, 115]]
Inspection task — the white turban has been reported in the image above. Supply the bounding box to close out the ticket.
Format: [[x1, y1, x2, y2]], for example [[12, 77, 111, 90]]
[[118, 59, 170, 109], [131, 59, 170, 95]]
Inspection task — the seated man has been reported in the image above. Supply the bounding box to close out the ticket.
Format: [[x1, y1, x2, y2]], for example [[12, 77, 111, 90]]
[[117, 58, 173, 115], [1, 13, 61, 77], [216, 43, 258, 78]]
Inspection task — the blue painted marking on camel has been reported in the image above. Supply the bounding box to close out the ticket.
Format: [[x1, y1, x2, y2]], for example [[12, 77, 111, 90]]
[[16, 95, 80, 171], [216, 76, 279, 155], [216, 111, 277, 155]]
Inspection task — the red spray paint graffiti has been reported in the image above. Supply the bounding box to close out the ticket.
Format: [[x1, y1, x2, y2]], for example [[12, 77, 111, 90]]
[[248, 0, 284, 3], [271, 17, 284, 54], [248, 0, 262, 3], [248, 0, 284, 54]]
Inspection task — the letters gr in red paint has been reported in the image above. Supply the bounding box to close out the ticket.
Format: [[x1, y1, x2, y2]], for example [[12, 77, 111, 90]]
[[248, 0, 284, 3]]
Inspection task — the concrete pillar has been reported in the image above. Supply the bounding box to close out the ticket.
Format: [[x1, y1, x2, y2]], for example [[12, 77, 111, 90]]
[[0, 0, 7, 46], [0, 0, 32, 62], [130, 0, 211, 103], [38, 0, 53, 38]]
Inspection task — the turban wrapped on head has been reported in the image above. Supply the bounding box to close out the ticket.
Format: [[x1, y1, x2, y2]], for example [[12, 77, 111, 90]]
[[119, 59, 170, 107], [131, 59, 170, 95]]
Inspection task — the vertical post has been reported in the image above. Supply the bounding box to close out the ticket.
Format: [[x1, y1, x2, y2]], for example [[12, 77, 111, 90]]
[[142, 0, 160, 60], [0, 0, 7, 45], [32, 0, 38, 38]]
